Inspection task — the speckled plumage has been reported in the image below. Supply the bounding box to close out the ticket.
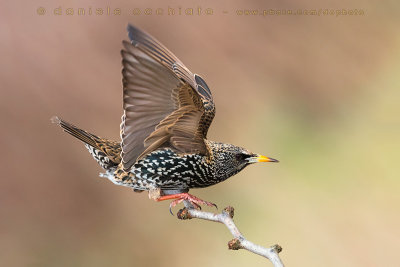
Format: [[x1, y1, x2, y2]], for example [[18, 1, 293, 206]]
[[52, 24, 278, 209]]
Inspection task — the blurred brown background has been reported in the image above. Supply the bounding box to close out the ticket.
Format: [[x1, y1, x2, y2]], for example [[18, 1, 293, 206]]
[[1, 0, 399, 266]]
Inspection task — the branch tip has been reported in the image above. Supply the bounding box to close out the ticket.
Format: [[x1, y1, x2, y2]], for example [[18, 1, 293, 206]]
[[177, 208, 192, 220], [272, 244, 283, 254]]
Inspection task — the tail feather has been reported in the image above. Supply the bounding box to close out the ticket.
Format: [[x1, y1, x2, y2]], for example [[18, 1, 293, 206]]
[[51, 116, 100, 148], [51, 116, 121, 168]]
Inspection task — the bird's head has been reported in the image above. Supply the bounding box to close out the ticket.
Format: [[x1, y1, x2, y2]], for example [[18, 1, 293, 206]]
[[207, 141, 278, 180]]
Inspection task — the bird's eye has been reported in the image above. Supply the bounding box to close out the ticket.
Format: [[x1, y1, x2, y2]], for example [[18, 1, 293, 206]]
[[235, 153, 249, 161]]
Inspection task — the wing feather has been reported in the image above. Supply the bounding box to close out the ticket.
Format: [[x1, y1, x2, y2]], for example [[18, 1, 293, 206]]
[[120, 25, 215, 170]]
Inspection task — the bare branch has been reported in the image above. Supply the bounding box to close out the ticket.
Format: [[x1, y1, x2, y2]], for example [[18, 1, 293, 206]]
[[177, 201, 284, 267]]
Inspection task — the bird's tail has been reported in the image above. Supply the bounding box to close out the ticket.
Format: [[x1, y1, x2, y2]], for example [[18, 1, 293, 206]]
[[51, 116, 121, 169]]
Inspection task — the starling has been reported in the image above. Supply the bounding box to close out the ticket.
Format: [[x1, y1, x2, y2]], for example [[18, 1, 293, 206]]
[[52, 24, 278, 212]]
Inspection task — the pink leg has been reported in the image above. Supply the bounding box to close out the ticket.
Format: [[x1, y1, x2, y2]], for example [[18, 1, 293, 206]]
[[156, 193, 217, 214]]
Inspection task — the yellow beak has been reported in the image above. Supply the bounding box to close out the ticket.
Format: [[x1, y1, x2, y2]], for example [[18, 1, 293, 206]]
[[257, 155, 279, 163], [248, 155, 279, 163]]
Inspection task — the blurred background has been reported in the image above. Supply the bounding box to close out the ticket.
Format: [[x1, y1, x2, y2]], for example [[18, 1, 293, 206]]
[[1, 0, 399, 266]]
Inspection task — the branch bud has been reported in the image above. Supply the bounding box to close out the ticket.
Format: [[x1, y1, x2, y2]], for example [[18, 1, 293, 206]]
[[222, 206, 235, 218], [177, 208, 192, 220], [271, 244, 282, 253], [228, 238, 242, 250]]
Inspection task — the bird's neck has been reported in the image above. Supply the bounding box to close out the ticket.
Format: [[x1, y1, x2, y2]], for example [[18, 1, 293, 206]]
[[205, 140, 242, 182]]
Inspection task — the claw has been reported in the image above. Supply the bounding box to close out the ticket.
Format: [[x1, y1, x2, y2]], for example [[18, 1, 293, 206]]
[[191, 202, 201, 210], [169, 198, 184, 215], [156, 193, 217, 214]]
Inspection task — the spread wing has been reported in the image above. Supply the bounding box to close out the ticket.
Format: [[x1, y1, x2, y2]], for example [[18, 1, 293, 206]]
[[120, 24, 215, 170]]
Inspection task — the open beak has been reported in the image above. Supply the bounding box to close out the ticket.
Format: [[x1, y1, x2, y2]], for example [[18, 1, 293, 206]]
[[247, 154, 279, 163]]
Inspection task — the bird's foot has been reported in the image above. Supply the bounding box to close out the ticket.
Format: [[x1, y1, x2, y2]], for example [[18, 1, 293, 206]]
[[156, 193, 217, 215]]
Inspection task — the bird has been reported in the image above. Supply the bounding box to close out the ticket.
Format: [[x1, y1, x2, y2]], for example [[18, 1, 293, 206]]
[[52, 24, 278, 213]]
